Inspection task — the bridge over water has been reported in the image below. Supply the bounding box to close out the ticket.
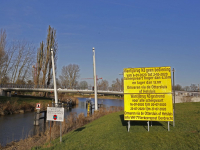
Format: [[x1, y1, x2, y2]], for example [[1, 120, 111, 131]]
[[0, 84, 123, 97]]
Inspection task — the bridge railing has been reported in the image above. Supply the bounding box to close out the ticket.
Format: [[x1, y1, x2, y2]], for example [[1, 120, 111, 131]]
[[0, 84, 53, 89], [0, 84, 124, 92]]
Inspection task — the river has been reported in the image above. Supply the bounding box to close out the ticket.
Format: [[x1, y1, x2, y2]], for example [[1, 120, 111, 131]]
[[0, 98, 124, 146]]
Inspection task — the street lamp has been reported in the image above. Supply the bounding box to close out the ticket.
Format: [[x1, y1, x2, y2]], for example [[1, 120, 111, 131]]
[[51, 48, 58, 105], [93, 47, 98, 111]]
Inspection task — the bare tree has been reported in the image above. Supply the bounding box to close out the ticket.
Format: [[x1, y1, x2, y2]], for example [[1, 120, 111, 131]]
[[59, 64, 80, 89], [173, 84, 183, 91], [79, 81, 88, 89], [9, 41, 35, 84], [0, 29, 35, 84], [98, 79, 109, 90], [0, 40, 17, 84], [111, 78, 123, 91], [183, 86, 190, 91], [0, 29, 7, 83], [190, 84, 198, 92]]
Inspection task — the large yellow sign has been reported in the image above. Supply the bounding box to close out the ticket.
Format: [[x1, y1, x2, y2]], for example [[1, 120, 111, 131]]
[[124, 67, 172, 94], [124, 67, 173, 121]]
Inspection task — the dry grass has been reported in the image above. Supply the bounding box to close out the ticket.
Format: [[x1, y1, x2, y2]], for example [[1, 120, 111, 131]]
[[0, 101, 35, 115], [20, 102, 35, 112], [2, 106, 123, 150], [58, 93, 79, 105]]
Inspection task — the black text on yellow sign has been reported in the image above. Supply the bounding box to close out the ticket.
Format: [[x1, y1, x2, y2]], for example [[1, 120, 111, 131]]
[[124, 94, 173, 121], [124, 66, 172, 94], [123, 66, 173, 122]]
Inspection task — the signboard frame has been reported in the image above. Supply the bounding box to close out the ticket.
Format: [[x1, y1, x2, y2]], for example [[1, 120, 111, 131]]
[[124, 66, 173, 123]]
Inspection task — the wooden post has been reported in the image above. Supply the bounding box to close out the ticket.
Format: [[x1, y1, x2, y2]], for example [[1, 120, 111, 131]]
[[34, 109, 40, 126]]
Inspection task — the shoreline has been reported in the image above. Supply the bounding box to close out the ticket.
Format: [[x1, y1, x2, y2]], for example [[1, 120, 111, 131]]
[[73, 95, 124, 100]]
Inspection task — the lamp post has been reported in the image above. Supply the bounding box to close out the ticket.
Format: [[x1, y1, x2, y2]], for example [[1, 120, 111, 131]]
[[51, 48, 58, 105], [93, 47, 98, 111]]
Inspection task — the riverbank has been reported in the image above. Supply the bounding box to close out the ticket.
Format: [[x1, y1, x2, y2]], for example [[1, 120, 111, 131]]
[[0, 95, 78, 116], [2, 106, 124, 150], [34, 102, 200, 150], [73, 94, 124, 100]]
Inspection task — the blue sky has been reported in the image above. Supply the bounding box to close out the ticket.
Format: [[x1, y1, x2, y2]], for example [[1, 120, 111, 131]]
[[0, 0, 200, 87]]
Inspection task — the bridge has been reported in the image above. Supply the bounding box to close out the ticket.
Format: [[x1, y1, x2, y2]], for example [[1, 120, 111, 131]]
[[0, 85, 123, 97]]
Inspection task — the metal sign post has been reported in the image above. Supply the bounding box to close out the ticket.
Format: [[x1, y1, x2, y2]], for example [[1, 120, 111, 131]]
[[168, 121, 170, 131], [93, 47, 98, 111], [172, 68, 175, 127], [128, 121, 130, 132]]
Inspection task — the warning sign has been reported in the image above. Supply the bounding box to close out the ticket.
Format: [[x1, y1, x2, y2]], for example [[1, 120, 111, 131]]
[[47, 107, 64, 122], [124, 66, 173, 121], [36, 103, 41, 110]]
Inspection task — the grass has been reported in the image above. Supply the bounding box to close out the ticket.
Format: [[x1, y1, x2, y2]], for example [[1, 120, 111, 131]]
[[35, 102, 200, 150]]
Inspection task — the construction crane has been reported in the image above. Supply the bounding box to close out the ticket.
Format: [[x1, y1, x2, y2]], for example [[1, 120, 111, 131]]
[[82, 75, 103, 81]]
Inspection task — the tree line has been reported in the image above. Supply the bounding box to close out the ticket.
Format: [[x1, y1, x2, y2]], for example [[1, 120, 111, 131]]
[[0, 29, 35, 85], [173, 84, 200, 92], [0, 26, 124, 91]]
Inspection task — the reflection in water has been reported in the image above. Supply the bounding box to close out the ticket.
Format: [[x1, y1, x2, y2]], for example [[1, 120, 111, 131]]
[[0, 98, 123, 146]]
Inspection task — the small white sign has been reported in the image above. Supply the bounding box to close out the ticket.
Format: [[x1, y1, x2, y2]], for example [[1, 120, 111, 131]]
[[36, 103, 41, 110], [47, 107, 64, 122]]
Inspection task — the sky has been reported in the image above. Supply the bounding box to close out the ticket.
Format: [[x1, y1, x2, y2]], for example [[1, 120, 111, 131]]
[[0, 0, 200, 87]]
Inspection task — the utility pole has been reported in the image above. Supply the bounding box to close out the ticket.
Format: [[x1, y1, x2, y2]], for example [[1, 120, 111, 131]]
[[51, 48, 58, 105], [93, 47, 98, 111]]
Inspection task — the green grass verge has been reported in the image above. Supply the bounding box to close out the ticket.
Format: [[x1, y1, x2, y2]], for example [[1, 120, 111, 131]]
[[35, 102, 200, 150]]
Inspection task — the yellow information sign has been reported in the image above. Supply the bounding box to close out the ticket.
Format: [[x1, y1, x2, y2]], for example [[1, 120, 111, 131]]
[[124, 67, 172, 94], [124, 94, 173, 121], [124, 66, 173, 121]]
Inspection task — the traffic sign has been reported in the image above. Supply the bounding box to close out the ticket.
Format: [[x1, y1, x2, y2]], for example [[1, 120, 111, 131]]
[[36, 103, 41, 110]]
